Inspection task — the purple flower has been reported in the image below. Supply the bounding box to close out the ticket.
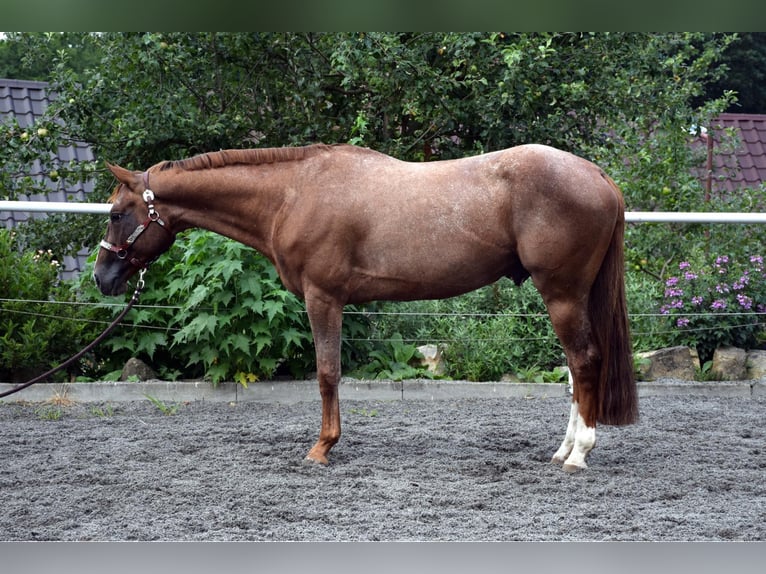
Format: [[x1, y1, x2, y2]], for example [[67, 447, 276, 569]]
[[676, 317, 690, 328], [679, 261, 691, 270], [691, 296, 704, 306], [732, 273, 749, 290], [665, 277, 679, 287], [711, 299, 727, 310], [715, 255, 729, 266], [664, 288, 684, 298], [683, 271, 698, 281], [750, 255, 763, 270], [715, 283, 730, 294], [737, 294, 753, 310]]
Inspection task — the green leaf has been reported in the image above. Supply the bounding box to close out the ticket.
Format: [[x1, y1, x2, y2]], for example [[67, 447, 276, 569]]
[[187, 284, 210, 309], [263, 299, 284, 324], [226, 333, 251, 355]]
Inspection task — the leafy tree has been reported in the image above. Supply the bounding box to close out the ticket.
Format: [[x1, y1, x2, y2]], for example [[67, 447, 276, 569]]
[[3, 33, 736, 242], [699, 32, 766, 114], [0, 32, 100, 81], [2, 32, 751, 380]]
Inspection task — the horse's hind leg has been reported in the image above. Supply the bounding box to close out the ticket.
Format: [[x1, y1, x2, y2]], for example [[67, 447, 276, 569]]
[[551, 371, 597, 472], [544, 298, 600, 472]]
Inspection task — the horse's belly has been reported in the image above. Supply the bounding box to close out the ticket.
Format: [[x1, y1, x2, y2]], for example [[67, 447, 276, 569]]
[[347, 246, 514, 303]]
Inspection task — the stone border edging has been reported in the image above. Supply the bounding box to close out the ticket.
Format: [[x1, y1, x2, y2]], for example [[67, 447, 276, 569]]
[[1, 378, 763, 404]]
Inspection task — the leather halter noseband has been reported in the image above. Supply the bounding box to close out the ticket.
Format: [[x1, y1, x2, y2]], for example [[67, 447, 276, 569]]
[[99, 172, 172, 268]]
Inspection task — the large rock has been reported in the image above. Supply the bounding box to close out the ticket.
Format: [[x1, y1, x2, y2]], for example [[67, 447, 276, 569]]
[[711, 346, 748, 380], [120, 357, 157, 381], [746, 350, 766, 380], [415, 344, 446, 376], [636, 346, 699, 380]]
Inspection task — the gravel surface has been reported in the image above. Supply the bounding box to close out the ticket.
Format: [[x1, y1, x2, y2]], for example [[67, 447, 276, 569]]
[[1, 390, 764, 541]]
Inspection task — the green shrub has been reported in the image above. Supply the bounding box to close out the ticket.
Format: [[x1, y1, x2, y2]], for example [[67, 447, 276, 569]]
[[625, 270, 668, 353], [0, 229, 96, 382], [370, 280, 563, 381], [78, 230, 373, 383], [350, 333, 433, 381]]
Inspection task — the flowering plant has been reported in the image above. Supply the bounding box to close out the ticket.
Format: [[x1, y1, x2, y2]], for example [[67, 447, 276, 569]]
[[660, 254, 765, 362]]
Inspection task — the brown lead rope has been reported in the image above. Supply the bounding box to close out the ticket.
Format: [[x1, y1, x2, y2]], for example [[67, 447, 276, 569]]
[[0, 269, 147, 399]]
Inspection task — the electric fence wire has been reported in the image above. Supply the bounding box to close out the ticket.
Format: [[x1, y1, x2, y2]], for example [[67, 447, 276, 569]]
[[1, 297, 764, 342]]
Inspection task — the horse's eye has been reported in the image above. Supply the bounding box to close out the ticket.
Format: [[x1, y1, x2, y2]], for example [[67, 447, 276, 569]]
[[110, 213, 123, 223]]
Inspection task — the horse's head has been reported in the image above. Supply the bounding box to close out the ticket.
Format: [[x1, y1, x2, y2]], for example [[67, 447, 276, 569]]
[[93, 163, 176, 296]]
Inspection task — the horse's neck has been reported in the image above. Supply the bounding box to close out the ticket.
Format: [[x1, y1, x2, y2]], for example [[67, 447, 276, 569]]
[[159, 167, 288, 258]]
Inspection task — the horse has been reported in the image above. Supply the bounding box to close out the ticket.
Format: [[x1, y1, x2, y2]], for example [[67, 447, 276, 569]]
[[94, 143, 638, 472]]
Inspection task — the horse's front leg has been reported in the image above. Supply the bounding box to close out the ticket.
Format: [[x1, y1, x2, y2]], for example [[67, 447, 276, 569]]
[[304, 292, 344, 465]]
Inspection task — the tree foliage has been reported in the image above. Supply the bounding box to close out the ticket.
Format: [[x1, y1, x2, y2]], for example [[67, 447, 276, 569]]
[[3, 32, 757, 380], [2, 33, 737, 241]]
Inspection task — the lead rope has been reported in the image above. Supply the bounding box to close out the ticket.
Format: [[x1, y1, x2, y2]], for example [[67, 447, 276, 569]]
[[0, 268, 147, 399]]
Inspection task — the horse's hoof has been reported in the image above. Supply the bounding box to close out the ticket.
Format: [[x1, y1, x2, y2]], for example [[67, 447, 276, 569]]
[[304, 453, 329, 465], [551, 455, 565, 465], [562, 461, 587, 473]]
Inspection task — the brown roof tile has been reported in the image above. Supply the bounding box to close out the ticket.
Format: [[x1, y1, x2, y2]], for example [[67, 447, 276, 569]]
[[697, 113, 766, 195]]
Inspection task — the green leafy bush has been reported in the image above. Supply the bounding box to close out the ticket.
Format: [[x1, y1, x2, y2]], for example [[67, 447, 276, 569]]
[[0, 229, 96, 383], [370, 281, 563, 381], [79, 230, 373, 383], [625, 270, 667, 353], [350, 333, 433, 381], [79, 231, 308, 382]]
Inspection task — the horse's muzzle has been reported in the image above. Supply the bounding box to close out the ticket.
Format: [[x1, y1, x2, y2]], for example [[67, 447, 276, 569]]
[[93, 266, 129, 296]]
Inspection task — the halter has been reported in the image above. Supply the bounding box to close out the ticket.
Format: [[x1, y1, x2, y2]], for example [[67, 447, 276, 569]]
[[99, 172, 171, 268]]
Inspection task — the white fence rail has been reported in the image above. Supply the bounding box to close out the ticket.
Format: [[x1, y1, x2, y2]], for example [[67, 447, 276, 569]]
[[2, 201, 766, 223], [1, 201, 111, 214], [625, 211, 766, 223]]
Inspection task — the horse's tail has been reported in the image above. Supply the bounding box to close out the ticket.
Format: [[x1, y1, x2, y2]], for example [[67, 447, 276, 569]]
[[590, 187, 639, 426]]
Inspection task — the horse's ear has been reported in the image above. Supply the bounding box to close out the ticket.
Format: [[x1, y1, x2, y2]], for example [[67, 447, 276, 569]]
[[106, 162, 141, 188]]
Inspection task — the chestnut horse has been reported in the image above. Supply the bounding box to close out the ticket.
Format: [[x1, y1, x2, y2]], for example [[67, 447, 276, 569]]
[[94, 143, 638, 472]]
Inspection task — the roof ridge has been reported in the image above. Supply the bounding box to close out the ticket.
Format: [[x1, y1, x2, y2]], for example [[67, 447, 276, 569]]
[[715, 112, 766, 121], [0, 78, 50, 89]]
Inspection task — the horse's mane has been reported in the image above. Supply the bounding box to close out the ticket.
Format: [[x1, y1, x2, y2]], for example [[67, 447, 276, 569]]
[[151, 143, 344, 173]]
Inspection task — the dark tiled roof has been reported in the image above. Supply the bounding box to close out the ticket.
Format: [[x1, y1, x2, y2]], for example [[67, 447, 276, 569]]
[[0, 78, 95, 280], [703, 113, 766, 194]]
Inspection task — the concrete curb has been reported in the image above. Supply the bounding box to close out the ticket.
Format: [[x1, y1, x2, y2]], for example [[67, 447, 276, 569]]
[[1, 378, 763, 404]]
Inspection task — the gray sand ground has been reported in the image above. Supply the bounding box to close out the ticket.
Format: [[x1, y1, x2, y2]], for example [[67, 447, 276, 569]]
[[1, 389, 764, 541]]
